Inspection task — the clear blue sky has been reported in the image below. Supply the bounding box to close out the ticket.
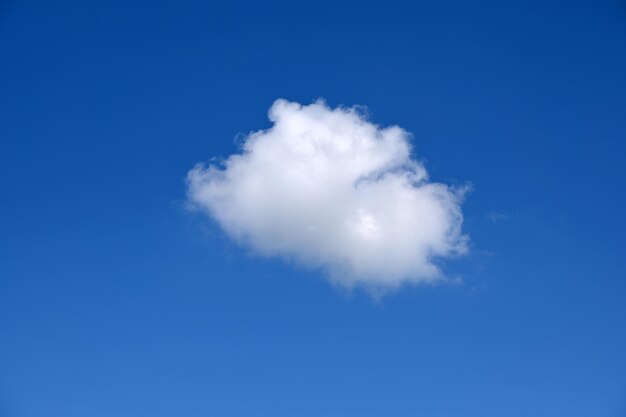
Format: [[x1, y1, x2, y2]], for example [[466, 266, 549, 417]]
[[1, 0, 625, 416]]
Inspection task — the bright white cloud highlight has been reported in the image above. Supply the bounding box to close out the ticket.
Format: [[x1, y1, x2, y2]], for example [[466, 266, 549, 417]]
[[187, 99, 468, 290]]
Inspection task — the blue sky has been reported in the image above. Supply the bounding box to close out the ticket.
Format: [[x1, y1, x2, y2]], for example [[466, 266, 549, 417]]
[[1, 0, 626, 416]]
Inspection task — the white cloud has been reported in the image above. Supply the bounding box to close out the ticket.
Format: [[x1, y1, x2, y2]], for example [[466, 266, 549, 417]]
[[187, 99, 468, 291]]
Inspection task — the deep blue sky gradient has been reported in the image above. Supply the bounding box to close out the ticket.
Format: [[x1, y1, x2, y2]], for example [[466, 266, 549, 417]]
[[1, 0, 626, 416]]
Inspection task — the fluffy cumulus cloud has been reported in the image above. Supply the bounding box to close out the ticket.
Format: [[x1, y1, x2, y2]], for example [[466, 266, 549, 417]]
[[187, 99, 468, 290]]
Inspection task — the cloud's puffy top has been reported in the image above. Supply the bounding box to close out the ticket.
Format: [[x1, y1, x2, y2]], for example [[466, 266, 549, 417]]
[[187, 99, 468, 290]]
